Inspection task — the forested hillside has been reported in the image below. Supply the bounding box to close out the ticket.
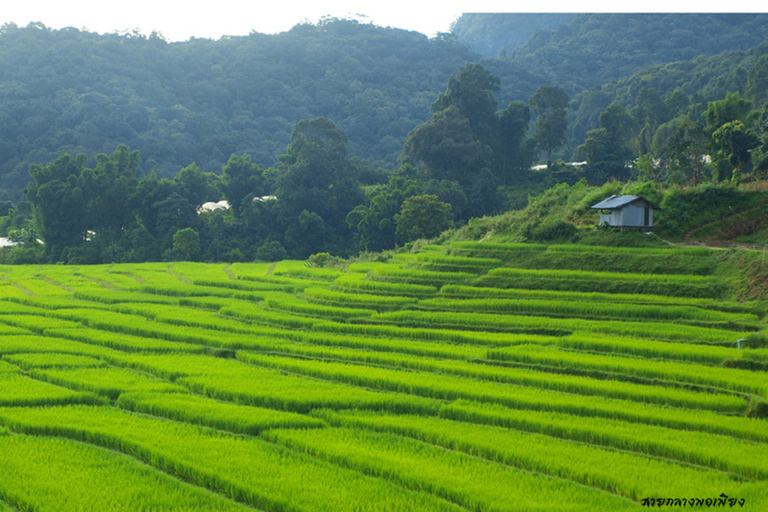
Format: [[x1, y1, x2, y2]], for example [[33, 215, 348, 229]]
[[509, 14, 768, 90], [450, 13, 577, 56], [2, 14, 768, 197], [0, 19, 476, 193], [2, 14, 768, 265]]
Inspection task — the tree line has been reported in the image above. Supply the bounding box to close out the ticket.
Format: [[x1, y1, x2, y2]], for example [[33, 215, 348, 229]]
[[2, 15, 768, 202], [2, 61, 767, 264], [1, 64, 568, 263]]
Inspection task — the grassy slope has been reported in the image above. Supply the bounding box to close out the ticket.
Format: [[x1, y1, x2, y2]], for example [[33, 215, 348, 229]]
[[446, 179, 768, 301], [0, 236, 767, 510]]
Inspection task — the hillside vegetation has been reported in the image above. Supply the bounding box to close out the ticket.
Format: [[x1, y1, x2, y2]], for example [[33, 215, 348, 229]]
[[2, 14, 768, 196], [0, 242, 766, 510]]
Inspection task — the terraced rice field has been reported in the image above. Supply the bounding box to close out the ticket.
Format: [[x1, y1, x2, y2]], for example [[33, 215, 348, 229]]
[[0, 244, 766, 511]]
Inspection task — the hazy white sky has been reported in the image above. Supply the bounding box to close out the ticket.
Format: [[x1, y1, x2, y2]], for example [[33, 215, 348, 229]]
[[1, 1, 756, 42]]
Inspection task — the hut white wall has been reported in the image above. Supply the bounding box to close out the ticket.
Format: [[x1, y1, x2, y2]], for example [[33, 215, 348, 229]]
[[598, 203, 653, 227]]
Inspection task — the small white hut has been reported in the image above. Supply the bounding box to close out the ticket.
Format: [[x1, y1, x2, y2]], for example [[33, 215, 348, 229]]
[[590, 195, 660, 228]]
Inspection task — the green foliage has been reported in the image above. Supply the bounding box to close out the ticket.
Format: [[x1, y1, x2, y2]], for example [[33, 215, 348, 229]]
[[452, 13, 577, 56], [254, 239, 288, 262], [0, 435, 251, 512], [529, 85, 569, 166], [704, 92, 755, 134], [172, 228, 200, 261], [217, 154, 264, 218], [712, 120, 760, 182], [394, 195, 453, 242], [0, 20, 480, 196], [656, 183, 768, 237], [401, 63, 531, 213], [401, 105, 491, 184], [2, 14, 768, 205], [526, 219, 577, 243], [305, 252, 331, 268], [578, 104, 635, 184], [511, 14, 768, 99]]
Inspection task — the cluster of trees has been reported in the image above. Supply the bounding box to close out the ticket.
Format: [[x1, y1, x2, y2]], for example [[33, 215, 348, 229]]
[[5, 55, 768, 264], [0, 19, 475, 196], [3, 14, 768, 202], [2, 64, 574, 263], [348, 65, 571, 252], [4, 13, 768, 264], [573, 88, 768, 186], [13, 121, 368, 264], [567, 41, 768, 156]]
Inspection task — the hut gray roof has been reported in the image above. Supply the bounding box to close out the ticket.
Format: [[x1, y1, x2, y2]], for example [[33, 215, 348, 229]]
[[590, 195, 661, 210]]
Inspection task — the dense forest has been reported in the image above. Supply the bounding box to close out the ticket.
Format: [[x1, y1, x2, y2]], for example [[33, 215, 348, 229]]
[[1, 13, 768, 264]]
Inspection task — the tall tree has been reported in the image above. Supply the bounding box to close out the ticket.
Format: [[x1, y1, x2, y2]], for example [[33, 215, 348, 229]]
[[578, 103, 635, 184], [745, 55, 768, 108], [704, 92, 753, 134], [346, 176, 423, 251], [394, 195, 453, 242], [529, 85, 569, 167], [217, 154, 264, 219], [275, 117, 363, 256], [431, 63, 500, 146], [83, 145, 141, 240], [400, 106, 491, 185], [25, 153, 89, 261], [652, 118, 709, 185], [495, 101, 533, 185], [712, 120, 760, 183]]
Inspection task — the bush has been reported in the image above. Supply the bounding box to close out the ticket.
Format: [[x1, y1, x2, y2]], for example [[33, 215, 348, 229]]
[[306, 252, 331, 268], [657, 183, 766, 237], [528, 219, 578, 243], [172, 228, 200, 261], [254, 240, 288, 262], [395, 195, 453, 242], [226, 248, 248, 262]]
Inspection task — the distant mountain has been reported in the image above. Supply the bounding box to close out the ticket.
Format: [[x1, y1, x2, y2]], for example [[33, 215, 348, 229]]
[[451, 13, 577, 56], [566, 42, 768, 149], [0, 19, 477, 195], [1, 14, 768, 198], [507, 13, 768, 94]]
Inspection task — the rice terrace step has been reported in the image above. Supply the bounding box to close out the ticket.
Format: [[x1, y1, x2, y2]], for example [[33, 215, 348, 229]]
[[0, 246, 766, 510]]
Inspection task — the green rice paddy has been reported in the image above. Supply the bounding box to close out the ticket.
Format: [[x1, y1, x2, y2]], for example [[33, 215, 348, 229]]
[[0, 244, 766, 510]]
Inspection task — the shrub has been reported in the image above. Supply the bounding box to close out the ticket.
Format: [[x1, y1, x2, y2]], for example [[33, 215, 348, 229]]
[[172, 228, 201, 261], [254, 240, 287, 262], [528, 219, 578, 243], [306, 252, 331, 268]]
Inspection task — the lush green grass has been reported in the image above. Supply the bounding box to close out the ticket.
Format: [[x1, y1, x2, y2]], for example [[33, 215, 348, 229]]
[[439, 401, 768, 480], [0, 371, 105, 407], [0, 245, 765, 511], [237, 351, 749, 412], [418, 296, 757, 326], [265, 426, 639, 511], [0, 405, 461, 512], [315, 409, 759, 501], [0, 434, 253, 512], [117, 391, 325, 434], [373, 310, 750, 343]]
